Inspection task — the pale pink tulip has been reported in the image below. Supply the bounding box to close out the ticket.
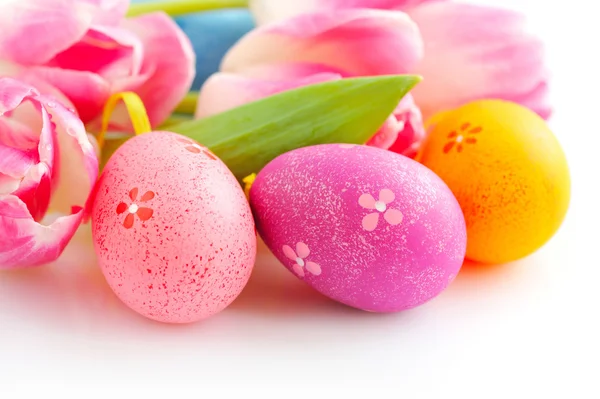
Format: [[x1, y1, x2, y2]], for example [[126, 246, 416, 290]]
[[245, 0, 551, 120], [196, 65, 344, 119], [0, 78, 98, 269], [250, 0, 439, 24], [0, 0, 195, 130], [222, 9, 422, 77], [408, 2, 551, 119], [197, 9, 425, 155]]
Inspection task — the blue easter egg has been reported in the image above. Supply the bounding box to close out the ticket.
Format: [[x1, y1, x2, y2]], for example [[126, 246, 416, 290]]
[[175, 10, 255, 90], [129, 1, 256, 90]]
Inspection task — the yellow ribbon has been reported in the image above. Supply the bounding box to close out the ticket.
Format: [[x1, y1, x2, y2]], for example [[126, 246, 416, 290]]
[[96, 92, 152, 150], [243, 173, 256, 200]]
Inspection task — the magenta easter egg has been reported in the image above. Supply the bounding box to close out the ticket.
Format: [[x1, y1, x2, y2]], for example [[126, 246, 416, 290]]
[[250, 144, 466, 312], [92, 131, 256, 323]]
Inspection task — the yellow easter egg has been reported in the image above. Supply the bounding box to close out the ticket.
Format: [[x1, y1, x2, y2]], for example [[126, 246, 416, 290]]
[[417, 100, 570, 264]]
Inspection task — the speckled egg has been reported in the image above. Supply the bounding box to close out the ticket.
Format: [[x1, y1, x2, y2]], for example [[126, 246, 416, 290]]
[[91, 131, 256, 323], [417, 100, 571, 264], [250, 144, 467, 313]]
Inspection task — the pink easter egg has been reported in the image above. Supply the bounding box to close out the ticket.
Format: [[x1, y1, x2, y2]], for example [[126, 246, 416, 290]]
[[91, 131, 256, 323], [250, 144, 466, 312]]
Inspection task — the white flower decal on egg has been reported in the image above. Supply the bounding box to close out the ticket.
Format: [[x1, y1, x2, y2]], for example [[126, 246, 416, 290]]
[[359, 189, 404, 231], [282, 242, 322, 277]]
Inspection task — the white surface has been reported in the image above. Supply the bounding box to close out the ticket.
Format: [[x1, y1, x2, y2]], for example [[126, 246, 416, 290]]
[[1, 0, 598, 397]]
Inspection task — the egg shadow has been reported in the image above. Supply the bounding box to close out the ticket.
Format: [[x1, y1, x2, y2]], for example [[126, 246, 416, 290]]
[[1, 228, 450, 338], [1, 227, 374, 339], [228, 240, 433, 328], [230, 241, 536, 320], [227, 239, 363, 318]]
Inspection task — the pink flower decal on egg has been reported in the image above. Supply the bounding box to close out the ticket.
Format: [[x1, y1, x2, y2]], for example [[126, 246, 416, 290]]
[[282, 242, 322, 277], [359, 189, 404, 232], [177, 138, 217, 160], [116, 188, 155, 229]]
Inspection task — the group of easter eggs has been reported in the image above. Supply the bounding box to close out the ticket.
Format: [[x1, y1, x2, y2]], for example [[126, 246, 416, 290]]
[[91, 100, 570, 324]]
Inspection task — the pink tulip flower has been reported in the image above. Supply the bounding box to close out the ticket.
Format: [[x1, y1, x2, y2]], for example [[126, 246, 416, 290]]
[[0, 0, 195, 130], [0, 77, 98, 269], [407, 2, 551, 119], [196, 9, 426, 156], [248, 0, 551, 119]]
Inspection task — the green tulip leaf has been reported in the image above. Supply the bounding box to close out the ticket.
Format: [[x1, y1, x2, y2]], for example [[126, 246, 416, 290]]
[[169, 75, 421, 180]]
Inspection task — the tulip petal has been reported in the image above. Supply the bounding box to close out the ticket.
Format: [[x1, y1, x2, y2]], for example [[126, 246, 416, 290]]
[[118, 12, 196, 128], [0, 76, 36, 114], [0, 174, 20, 195], [250, 0, 441, 24], [12, 164, 53, 222], [196, 67, 342, 118], [243, 62, 350, 80], [26, 67, 111, 124], [0, 195, 84, 269], [82, 0, 129, 25], [408, 2, 551, 119], [0, 143, 43, 199], [0, 117, 39, 150], [0, 78, 54, 166], [222, 9, 423, 77], [367, 93, 425, 156], [50, 26, 144, 81], [7, 70, 78, 117], [388, 99, 426, 157], [43, 95, 99, 216], [0, 78, 56, 220], [27, 24, 144, 124], [499, 80, 551, 120], [0, 0, 94, 65], [367, 115, 406, 150], [0, 121, 52, 222], [0, 144, 38, 179]]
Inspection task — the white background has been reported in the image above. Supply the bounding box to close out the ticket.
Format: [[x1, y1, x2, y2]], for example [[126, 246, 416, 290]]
[[1, 0, 598, 397]]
